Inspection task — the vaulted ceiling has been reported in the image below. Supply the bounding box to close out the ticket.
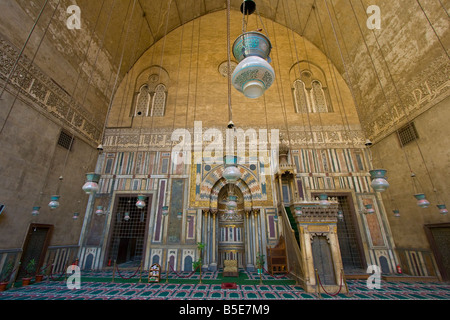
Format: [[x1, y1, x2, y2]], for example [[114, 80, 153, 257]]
[[1, 0, 448, 143]]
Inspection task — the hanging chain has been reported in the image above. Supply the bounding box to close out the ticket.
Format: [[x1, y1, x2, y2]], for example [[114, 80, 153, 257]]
[[227, 0, 232, 123]]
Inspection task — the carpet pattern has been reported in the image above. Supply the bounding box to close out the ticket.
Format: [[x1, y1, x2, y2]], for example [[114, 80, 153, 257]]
[[1, 274, 449, 300]]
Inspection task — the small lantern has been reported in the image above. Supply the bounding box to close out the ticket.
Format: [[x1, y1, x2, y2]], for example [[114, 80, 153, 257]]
[[223, 156, 242, 184], [124, 212, 130, 221], [31, 206, 40, 216], [294, 206, 302, 216], [73, 212, 80, 220], [369, 169, 389, 192], [227, 195, 238, 210], [136, 195, 146, 209], [223, 166, 241, 184], [414, 193, 430, 208], [393, 209, 400, 218], [319, 194, 330, 208], [364, 203, 375, 214], [95, 206, 104, 215], [437, 204, 448, 215], [162, 205, 169, 216], [337, 210, 344, 221], [48, 195, 60, 209], [177, 212, 183, 220], [82, 173, 101, 194]]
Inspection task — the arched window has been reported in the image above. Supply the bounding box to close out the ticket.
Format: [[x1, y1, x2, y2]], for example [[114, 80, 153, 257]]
[[135, 85, 150, 116], [293, 80, 309, 113], [150, 84, 167, 117], [311, 80, 328, 113]]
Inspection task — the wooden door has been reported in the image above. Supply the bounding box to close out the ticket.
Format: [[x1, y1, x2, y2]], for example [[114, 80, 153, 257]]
[[17, 224, 53, 280], [312, 235, 336, 285], [424, 223, 450, 281]]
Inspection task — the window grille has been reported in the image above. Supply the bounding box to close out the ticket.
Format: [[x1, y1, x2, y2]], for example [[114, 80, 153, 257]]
[[57, 130, 74, 150], [397, 122, 418, 147], [293, 80, 309, 113], [311, 80, 328, 112], [151, 84, 167, 117], [135, 85, 150, 116], [107, 196, 149, 264]]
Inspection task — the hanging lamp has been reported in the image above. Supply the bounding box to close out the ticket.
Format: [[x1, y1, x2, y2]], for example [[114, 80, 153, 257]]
[[393, 209, 400, 218], [31, 206, 40, 216], [48, 195, 60, 209], [294, 206, 302, 216], [364, 203, 375, 214], [73, 212, 80, 220], [227, 195, 238, 210], [414, 193, 430, 208], [223, 155, 242, 184], [436, 204, 448, 215], [318, 194, 331, 208], [136, 195, 146, 209], [369, 169, 389, 192], [231, 0, 275, 99], [410, 172, 430, 208], [82, 172, 101, 194], [95, 206, 104, 215]]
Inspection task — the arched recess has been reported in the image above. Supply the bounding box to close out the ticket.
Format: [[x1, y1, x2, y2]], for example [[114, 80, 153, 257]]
[[200, 164, 262, 210]]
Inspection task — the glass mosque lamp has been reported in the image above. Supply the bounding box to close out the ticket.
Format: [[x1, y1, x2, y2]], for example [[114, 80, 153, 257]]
[[123, 212, 130, 221], [294, 206, 302, 216], [437, 204, 448, 215], [227, 195, 238, 210], [162, 206, 169, 216], [177, 212, 183, 220], [414, 193, 430, 208], [31, 206, 40, 216], [48, 195, 60, 209], [95, 206, 104, 215], [393, 209, 400, 218], [364, 203, 375, 214], [223, 156, 242, 184], [231, 31, 275, 99], [73, 212, 80, 220], [337, 210, 344, 221], [318, 194, 331, 208], [369, 169, 389, 192], [136, 195, 146, 209], [82, 172, 101, 194]]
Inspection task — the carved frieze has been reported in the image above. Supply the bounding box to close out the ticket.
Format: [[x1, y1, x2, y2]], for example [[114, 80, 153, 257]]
[[0, 37, 103, 146]]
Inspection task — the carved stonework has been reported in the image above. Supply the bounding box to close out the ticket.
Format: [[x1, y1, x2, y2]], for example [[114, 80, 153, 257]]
[[0, 37, 103, 146], [103, 124, 367, 152], [359, 53, 450, 143], [296, 205, 339, 223]]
